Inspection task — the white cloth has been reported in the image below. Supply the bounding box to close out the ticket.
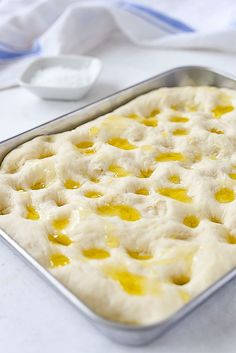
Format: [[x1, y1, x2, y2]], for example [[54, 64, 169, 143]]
[[1, 0, 236, 89]]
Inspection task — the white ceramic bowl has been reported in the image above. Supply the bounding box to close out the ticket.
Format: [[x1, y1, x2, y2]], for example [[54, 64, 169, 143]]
[[19, 55, 102, 101]]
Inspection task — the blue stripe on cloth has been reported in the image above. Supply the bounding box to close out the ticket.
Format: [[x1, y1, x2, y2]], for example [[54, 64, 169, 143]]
[[118, 1, 175, 34], [118, 1, 195, 33], [0, 41, 41, 60]]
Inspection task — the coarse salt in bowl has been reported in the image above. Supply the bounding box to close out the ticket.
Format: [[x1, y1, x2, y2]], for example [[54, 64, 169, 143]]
[[19, 55, 102, 100], [30, 66, 90, 88]]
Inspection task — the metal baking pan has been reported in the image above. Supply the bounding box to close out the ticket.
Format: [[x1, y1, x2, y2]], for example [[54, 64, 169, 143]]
[[1, 66, 236, 346]]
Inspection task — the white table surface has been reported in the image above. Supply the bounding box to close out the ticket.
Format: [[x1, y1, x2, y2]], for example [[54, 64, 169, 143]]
[[1, 33, 236, 353]]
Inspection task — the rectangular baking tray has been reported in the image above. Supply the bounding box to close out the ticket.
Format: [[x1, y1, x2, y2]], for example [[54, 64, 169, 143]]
[[1, 66, 236, 346]]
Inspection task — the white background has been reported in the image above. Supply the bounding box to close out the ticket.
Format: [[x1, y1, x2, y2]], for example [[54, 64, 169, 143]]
[[1, 32, 236, 352]]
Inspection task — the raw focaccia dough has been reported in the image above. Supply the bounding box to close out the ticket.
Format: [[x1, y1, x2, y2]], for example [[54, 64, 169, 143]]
[[1, 86, 236, 325]]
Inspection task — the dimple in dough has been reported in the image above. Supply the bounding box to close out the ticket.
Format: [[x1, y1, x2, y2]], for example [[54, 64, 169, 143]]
[[1, 86, 236, 325]]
